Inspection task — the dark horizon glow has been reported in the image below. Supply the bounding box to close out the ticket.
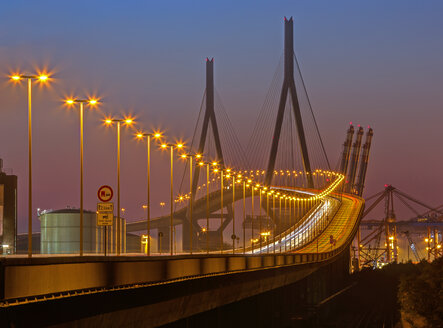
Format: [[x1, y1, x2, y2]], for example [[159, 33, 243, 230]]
[[1, 1, 443, 232]]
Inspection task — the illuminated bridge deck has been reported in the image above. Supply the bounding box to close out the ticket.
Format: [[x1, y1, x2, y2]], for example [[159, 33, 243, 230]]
[[297, 193, 364, 253]]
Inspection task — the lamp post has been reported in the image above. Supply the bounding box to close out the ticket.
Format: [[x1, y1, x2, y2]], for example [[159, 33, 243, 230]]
[[284, 196, 287, 252], [279, 194, 282, 253], [266, 191, 270, 254], [214, 167, 224, 253], [289, 197, 293, 249], [65, 98, 99, 256], [105, 117, 134, 255], [242, 179, 247, 254], [136, 131, 162, 256], [199, 161, 218, 253], [272, 191, 276, 254], [259, 187, 263, 251], [251, 185, 255, 253], [180, 153, 202, 254], [161, 142, 184, 255], [231, 173, 236, 254], [10, 72, 50, 257]]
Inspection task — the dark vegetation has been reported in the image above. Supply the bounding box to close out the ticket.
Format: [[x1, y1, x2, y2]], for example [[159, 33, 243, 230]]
[[397, 257, 443, 327], [322, 258, 443, 327]]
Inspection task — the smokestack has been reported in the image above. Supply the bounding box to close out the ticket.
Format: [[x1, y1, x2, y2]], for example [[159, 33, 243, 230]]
[[339, 125, 354, 175], [346, 126, 364, 193], [355, 128, 373, 195]]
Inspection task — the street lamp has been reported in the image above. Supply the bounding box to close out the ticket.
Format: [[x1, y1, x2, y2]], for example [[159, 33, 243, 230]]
[[104, 116, 135, 255], [213, 166, 225, 253], [284, 195, 287, 252], [231, 172, 236, 254], [266, 191, 270, 254], [10, 72, 50, 257], [259, 187, 264, 251], [251, 184, 255, 253], [279, 194, 282, 253], [161, 142, 184, 255], [180, 152, 202, 254], [198, 161, 217, 253], [65, 97, 99, 256], [243, 178, 251, 254], [136, 131, 163, 256]]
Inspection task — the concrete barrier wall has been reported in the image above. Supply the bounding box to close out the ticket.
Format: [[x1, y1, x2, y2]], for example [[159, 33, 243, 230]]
[[201, 257, 226, 274], [227, 257, 246, 271], [4, 262, 108, 299], [246, 256, 262, 269]]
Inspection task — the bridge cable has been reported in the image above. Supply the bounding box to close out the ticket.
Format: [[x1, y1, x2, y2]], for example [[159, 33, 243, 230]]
[[294, 52, 331, 170], [177, 90, 206, 199], [246, 54, 283, 171]]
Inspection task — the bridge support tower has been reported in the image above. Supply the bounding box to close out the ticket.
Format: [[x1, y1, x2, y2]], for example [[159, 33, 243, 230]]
[[265, 17, 314, 188]]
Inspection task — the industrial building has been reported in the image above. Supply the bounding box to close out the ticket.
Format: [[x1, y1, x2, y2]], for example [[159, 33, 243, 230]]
[[0, 159, 18, 254], [39, 208, 140, 254]]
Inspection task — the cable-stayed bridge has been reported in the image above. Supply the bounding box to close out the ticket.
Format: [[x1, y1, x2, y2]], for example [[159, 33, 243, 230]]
[[0, 17, 369, 327]]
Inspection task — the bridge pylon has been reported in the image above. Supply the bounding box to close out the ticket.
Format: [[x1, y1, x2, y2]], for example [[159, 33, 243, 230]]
[[182, 58, 234, 251], [265, 17, 314, 187]]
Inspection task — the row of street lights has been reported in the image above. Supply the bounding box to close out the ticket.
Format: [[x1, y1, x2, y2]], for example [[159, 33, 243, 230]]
[[170, 165, 343, 255], [10, 70, 195, 257], [9, 71, 344, 257]]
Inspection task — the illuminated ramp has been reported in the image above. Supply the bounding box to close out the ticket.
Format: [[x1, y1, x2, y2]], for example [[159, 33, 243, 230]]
[[296, 193, 364, 253]]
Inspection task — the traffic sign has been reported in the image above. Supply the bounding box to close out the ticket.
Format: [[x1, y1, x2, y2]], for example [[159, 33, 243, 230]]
[[97, 212, 113, 226], [97, 202, 114, 212], [97, 185, 113, 202]]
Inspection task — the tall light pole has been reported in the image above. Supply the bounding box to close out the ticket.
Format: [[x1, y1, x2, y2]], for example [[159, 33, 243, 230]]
[[161, 142, 184, 255], [251, 185, 256, 253], [198, 161, 218, 253], [10, 73, 50, 257], [279, 194, 282, 253], [259, 187, 263, 251], [214, 167, 224, 253], [242, 179, 248, 254], [272, 191, 276, 254], [136, 131, 162, 256], [65, 98, 99, 255], [284, 196, 287, 252], [266, 191, 270, 254], [180, 153, 202, 254], [105, 117, 134, 255], [231, 173, 235, 254]]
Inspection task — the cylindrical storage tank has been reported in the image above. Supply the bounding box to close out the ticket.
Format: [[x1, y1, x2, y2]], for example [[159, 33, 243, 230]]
[[39, 208, 97, 254]]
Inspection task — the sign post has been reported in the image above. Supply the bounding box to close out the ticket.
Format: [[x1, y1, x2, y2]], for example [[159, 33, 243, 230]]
[[97, 185, 114, 256]]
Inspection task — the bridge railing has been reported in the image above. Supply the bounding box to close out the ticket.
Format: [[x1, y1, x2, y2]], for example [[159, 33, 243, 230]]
[[0, 247, 350, 303]]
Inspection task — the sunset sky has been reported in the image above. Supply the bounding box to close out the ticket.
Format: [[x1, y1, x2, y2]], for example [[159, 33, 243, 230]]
[[1, 0, 443, 232]]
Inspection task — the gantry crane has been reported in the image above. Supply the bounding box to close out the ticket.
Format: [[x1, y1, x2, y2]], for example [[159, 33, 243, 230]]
[[355, 185, 443, 269]]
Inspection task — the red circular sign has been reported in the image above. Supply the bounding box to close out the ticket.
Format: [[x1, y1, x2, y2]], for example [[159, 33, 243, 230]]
[[97, 185, 113, 202]]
